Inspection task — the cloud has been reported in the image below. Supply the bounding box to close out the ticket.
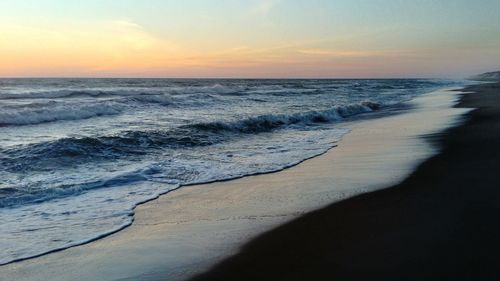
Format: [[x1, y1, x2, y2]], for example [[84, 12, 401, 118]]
[[0, 19, 187, 75], [250, 0, 281, 16], [297, 48, 372, 57], [108, 20, 143, 30]]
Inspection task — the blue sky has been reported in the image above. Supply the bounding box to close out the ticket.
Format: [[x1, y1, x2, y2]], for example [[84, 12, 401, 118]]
[[1, 0, 499, 77]]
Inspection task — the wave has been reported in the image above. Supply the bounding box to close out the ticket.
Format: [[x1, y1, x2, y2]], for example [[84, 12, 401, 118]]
[[0, 83, 320, 101], [168, 83, 241, 95], [1, 100, 381, 173], [126, 95, 176, 106], [0, 89, 160, 100], [0, 84, 239, 100], [1, 129, 219, 172], [2, 126, 240, 174], [127, 93, 222, 106], [0, 100, 380, 207], [0, 90, 109, 99], [0, 165, 166, 208], [0, 102, 124, 126], [245, 87, 318, 96], [187, 101, 381, 133]]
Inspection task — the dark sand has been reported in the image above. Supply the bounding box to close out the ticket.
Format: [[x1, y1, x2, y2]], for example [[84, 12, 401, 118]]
[[190, 83, 500, 281]]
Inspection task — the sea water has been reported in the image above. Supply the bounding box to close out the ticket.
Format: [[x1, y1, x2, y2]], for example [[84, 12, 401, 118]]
[[0, 78, 461, 264]]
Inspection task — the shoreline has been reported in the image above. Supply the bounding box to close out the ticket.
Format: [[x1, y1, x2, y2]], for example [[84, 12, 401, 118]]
[[0, 87, 470, 281], [0, 128, 341, 267], [190, 83, 500, 280]]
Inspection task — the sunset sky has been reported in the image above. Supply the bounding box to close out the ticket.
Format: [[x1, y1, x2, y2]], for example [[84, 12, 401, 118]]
[[1, 0, 500, 78]]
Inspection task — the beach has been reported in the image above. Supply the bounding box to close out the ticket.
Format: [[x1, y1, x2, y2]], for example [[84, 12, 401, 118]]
[[190, 83, 500, 281], [1, 1, 499, 280], [0, 85, 472, 281]]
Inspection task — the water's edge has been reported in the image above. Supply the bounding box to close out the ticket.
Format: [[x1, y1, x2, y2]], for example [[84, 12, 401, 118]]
[[1, 135, 345, 266], [0, 85, 467, 267]]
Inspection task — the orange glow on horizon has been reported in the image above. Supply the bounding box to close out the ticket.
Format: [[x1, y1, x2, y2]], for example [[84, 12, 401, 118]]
[[0, 20, 498, 78]]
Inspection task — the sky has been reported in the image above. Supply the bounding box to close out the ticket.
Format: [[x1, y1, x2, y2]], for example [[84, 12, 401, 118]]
[[1, 0, 500, 78]]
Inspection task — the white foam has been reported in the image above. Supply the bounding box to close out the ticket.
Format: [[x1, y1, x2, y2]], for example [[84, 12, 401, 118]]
[[0, 128, 349, 265], [0, 102, 124, 126]]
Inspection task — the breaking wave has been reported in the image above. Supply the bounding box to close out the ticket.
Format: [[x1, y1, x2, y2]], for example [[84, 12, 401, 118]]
[[0, 102, 124, 126], [0, 84, 238, 100], [188, 101, 381, 133], [0, 129, 220, 174]]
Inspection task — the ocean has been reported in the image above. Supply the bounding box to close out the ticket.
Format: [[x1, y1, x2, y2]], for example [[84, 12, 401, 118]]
[[0, 78, 461, 264]]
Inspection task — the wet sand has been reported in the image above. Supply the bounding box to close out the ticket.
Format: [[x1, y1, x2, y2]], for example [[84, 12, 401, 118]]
[[190, 83, 500, 281], [0, 88, 470, 281]]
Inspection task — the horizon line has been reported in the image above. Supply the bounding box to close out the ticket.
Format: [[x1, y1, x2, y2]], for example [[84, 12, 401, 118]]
[[0, 76, 457, 80]]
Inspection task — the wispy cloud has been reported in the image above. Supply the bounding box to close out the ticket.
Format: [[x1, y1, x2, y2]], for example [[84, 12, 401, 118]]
[[108, 20, 144, 31], [249, 0, 281, 16], [297, 48, 372, 57]]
